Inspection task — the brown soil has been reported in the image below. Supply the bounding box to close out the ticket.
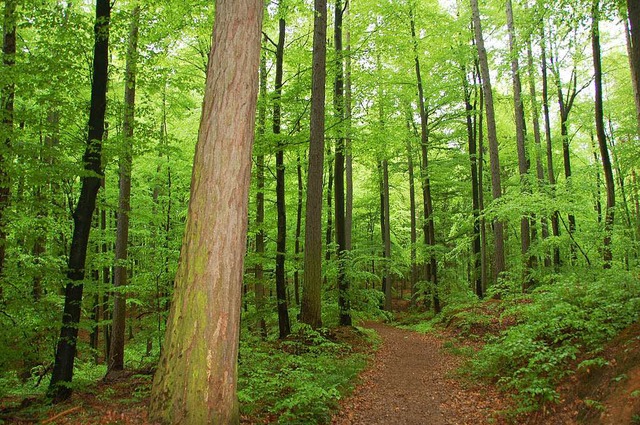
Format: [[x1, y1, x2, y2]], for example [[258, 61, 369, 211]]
[[332, 322, 509, 425]]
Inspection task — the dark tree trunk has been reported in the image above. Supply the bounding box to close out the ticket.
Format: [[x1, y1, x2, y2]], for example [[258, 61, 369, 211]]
[[463, 68, 483, 298], [345, 2, 353, 254], [334, 0, 351, 326], [294, 154, 303, 306], [274, 16, 291, 339], [405, 111, 418, 303], [592, 0, 615, 268], [0, 0, 16, 284], [254, 37, 268, 337], [107, 5, 139, 377], [301, 0, 327, 329], [48, 0, 110, 403], [540, 25, 561, 268], [471, 0, 506, 279], [506, 0, 532, 289], [410, 8, 440, 313], [627, 0, 640, 131]]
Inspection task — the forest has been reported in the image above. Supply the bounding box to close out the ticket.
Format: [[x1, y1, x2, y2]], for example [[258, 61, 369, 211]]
[[0, 0, 639, 423]]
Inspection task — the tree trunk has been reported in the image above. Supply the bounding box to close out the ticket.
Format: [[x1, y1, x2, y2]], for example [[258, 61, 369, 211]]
[[148, 1, 263, 423], [107, 4, 139, 377], [506, 0, 532, 289], [381, 159, 392, 310], [254, 37, 268, 337], [405, 111, 418, 303], [345, 2, 353, 253], [294, 154, 303, 306], [334, 0, 351, 326], [48, 0, 110, 403], [301, 0, 327, 329], [274, 16, 291, 339], [463, 68, 483, 298], [627, 0, 640, 132], [591, 0, 615, 268], [0, 0, 16, 284], [410, 8, 440, 313], [540, 25, 561, 268], [471, 0, 506, 278]]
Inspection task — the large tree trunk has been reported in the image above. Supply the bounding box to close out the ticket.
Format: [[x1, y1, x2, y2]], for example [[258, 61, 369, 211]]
[[410, 8, 440, 313], [148, 1, 263, 423], [540, 25, 561, 268], [506, 0, 532, 289], [591, 0, 615, 268], [274, 16, 291, 339], [471, 0, 506, 278], [300, 0, 327, 329], [0, 0, 16, 284], [627, 0, 640, 132], [48, 0, 110, 403], [107, 4, 140, 377], [334, 0, 351, 326], [345, 2, 353, 254]]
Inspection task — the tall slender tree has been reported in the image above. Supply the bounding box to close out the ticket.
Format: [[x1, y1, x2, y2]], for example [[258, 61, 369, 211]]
[[471, 0, 506, 278], [48, 0, 110, 402], [301, 0, 327, 329], [591, 0, 615, 268], [107, 4, 140, 377], [627, 0, 640, 132]]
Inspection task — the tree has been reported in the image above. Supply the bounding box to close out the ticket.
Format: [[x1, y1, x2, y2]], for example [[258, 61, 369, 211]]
[[301, 0, 327, 329], [0, 0, 16, 284], [470, 0, 506, 278], [591, 0, 615, 268], [107, 4, 140, 377], [148, 0, 263, 422], [48, 0, 110, 403], [334, 0, 351, 326], [627, 0, 640, 132], [505, 0, 532, 287]]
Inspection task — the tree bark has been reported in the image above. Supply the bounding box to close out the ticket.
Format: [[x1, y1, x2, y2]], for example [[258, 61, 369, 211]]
[[345, 2, 353, 253], [506, 0, 532, 289], [471, 0, 506, 278], [627, 0, 640, 132], [0, 0, 16, 284], [381, 159, 392, 310], [410, 8, 440, 313], [294, 154, 303, 306], [301, 0, 327, 329], [540, 25, 561, 268], [334, 0, 351, 326], [274, 16, 291, 339], [107, 4, 140, 377], [48, 0, 110, 403], [592, 0, 615, 268], [405, 111, 418, 303], [148, 0, 263, 422]]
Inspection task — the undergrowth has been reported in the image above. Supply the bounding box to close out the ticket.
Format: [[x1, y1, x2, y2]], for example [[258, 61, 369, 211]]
[[237, 323, 376, 424]]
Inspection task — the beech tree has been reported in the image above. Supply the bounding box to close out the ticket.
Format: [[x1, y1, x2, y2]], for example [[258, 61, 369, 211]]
[[148, 0, 263, 422], [48, 0, 110, 403]]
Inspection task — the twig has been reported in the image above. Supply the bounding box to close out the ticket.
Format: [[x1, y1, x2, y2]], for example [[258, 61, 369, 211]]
[[42, 406, 81, 424]]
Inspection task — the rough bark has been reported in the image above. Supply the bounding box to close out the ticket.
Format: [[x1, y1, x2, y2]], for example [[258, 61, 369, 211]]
[[107, 4, 139, 377], [471, 0, 506, 278], [301, 0, 327, 329], [274, 16, 291, 339], [48, 0, 110, 403], [592, 1, 615, 268], [148, 1, 263, 423]]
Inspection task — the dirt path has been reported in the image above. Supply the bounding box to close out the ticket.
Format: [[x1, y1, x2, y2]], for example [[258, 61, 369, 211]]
[[332, 322, 507, 425]]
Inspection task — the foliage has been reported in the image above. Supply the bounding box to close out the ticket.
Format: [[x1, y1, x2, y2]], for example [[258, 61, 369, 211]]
[[469, 268, 640, 412], [237, 324, 375, 424]]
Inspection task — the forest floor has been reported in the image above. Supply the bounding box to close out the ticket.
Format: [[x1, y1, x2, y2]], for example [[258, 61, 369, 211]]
[[331, 321, 510, 425]]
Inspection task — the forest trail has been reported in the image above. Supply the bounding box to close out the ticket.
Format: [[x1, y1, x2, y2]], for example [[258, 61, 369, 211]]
[[332, 322, 507, 425]]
